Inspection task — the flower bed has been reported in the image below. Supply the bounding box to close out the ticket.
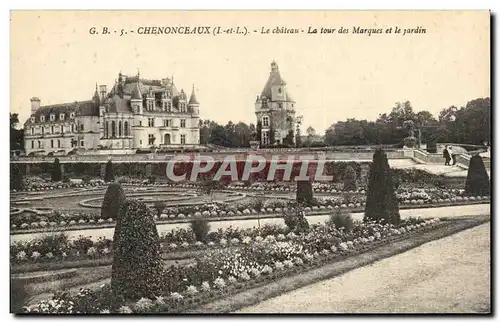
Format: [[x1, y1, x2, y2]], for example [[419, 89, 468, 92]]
[[10, 187, 490, 233], [22, 217, 446, 313], [11, 177, 106, 193]]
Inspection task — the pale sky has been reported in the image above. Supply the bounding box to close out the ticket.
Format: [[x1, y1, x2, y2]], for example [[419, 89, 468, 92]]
[[11, 11, 490, 134]]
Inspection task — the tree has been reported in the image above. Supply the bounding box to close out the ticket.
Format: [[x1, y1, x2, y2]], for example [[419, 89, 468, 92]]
[[104, 160, 114, 182], [465, 155, 490, 196], [10, 163, 23, 191], [111, 200, 164, 301], [190, 219, 211, 242], [101, 183, 126, 220], [51, 158, 62, 182], [10, 113, 24, 152], [364, 148, 400, 225]]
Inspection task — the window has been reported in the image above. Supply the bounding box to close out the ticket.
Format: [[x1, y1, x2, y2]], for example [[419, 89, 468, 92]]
[[60, 114, 65, 121], [180, 103, 186, 113], [262, 131, 269, 145], [139, 121, 142, 127], [111, 121, 116, 137], [262, 116, 270, 127], [80, 124, 84, 132], [278, 88, 282, 94], [60, 125, 64, 133], [31, 141, 34, 149], [148, 134, 155, 145], [104, 121, 109, 138], [38, 140, 41, 148], [124, 121, 129, 136], [140, 140, 143, 145], [31, 128, 34, 135], [70, 113, 75, 119], [166, 101, 172, 112], [180, 119, 186, 128], [71, 124, 75, 132], [57, 139, 61, 148], [50, 114, 55, 121], [30, 117, 35, 123], [50, 140, 54, 148], [118, 121, 122, 137], [180, 134, 186, 144], [148, 118, 155, 127], [41, 127, 45, 135], [163, 119, 172, 127], [80, 140, 84, 147], [40, 115, 45, 122], [51, 126, 54, 134]]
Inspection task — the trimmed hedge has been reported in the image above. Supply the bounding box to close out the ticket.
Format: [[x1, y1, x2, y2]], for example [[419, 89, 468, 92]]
[[101, 183, 126, 220]]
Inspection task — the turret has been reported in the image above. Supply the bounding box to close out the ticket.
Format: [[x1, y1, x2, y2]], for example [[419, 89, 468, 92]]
[[130, 81, 143, 114], [30, 97, 41, 115], [188, 84, 200, 115]]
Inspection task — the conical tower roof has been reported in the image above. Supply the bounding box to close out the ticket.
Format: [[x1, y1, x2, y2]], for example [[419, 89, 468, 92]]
[[260, 61, 292, 101], [188, 85, 199, 105], [131, 81, 142, 100]]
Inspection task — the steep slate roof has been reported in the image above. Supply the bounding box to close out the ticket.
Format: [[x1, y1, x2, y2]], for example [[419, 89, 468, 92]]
[[260, 62, 295, 103], [25, 100, 98, 125], [189, 87, 199, 105], [107, 95, 132, 113]]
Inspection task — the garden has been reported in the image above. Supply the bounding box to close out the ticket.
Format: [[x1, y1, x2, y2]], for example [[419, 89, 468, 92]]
[[10, 150, 491, 314]]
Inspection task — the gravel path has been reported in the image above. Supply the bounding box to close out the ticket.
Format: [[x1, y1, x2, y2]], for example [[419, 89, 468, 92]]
[[237, 223, 491, 314]]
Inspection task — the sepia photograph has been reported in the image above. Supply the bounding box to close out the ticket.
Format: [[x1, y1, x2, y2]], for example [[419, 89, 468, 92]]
[[9, 10, 491, 314]]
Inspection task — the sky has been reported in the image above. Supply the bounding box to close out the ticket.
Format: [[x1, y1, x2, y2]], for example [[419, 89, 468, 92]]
[[10, 11, 490, 134]]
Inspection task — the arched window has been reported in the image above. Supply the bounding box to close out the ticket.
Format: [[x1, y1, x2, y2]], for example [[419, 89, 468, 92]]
[[57, 140, 61, 148], [104, 121, 109, 138], [111, 121, 116, 137], [118, 121, 123, 137], [124, 121, 129, 136]]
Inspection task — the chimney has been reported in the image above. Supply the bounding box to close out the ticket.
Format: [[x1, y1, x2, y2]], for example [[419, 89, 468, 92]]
[[99, 85, 107, 100], [30, 97, 41, 115]]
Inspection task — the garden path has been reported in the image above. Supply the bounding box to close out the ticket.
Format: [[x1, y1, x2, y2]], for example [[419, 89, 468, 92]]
[[237, 223, 491, 313]]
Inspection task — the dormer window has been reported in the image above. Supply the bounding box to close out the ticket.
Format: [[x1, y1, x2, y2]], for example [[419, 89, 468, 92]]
[[50, 114, 55, 121], [60, 114, 65, 121], [30, 116, 35, 123], [70, 113, 75, 119], [40, 115, 45, 122], [278, 88, 282, 94]]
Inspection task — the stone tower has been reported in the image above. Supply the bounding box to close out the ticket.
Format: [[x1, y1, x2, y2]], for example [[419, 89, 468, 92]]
[[255, 61, 296, 146]]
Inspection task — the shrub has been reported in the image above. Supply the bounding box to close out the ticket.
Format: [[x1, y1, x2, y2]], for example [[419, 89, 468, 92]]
[[342, 165, 357, 192], [283, 204, 309, 234], [51, 158, 62, 182], [190, 219, 211, 242], [153, 201, 166, 217], [326, 209, 354, 232], [10, 279, 30, 313], [10, 163, 23, 191], [364, 148, 400, 225], [111, 200, 164, 301], [104, 160, 114, 183], [403, 136, 417, 148], [101, 183, 126, 220], [296, 180, 313, 205], [465, 155, 490, 196]]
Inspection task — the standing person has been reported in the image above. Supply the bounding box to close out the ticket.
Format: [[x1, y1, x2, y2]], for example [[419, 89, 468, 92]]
[[443, 145, 451, 165]]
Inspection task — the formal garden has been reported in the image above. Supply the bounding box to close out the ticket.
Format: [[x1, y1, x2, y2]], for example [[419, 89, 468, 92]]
[[10, 149, 491, 314]]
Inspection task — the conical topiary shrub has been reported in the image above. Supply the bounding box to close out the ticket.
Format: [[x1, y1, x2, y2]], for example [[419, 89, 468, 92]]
[[364, 148, 400, 225], [111, 200, 164, 301], [465, 155, 490, 196], [51, 158, 62, 182], [104, 160, 114, 182], [10, 163, 23, 191], [101, 183, 126, 220], [342, 165, 357, 192], [296, 180, 313, 205]]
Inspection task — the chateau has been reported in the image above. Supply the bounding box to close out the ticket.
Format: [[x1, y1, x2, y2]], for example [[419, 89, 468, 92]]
[[255, 61, 297, 146], [23, 72, 201, 156]]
